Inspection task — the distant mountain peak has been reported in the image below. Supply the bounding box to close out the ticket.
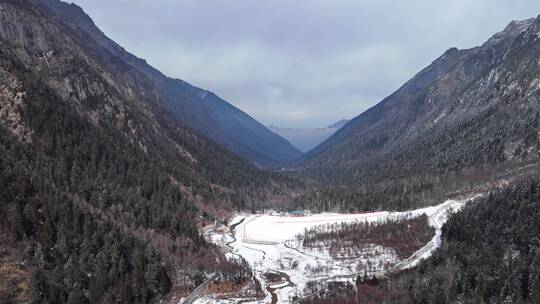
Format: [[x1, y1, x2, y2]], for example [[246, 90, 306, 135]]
[[484, 17, 535, 47], [268, 119, 349, 152]]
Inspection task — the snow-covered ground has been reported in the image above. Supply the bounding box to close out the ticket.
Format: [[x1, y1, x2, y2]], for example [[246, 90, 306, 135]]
[[195, 195, 480, 303], [242, 211, 388, 244]]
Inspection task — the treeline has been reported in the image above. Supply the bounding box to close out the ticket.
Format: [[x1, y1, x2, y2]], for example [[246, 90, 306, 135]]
[[293, 159, 540, 213], [298, 215, 433, 259], [301, 177, 540, 303]]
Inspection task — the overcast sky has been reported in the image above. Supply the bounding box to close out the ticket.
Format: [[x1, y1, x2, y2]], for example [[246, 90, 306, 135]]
[[71, 0, 540, 128]]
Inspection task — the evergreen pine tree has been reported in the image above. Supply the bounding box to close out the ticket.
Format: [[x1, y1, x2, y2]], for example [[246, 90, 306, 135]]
[[529, 250, 540, 303], [28, 269, 43, 304], [66, 283, 88, 304]]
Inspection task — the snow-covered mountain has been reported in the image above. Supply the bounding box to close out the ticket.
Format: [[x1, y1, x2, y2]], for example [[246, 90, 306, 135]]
[[268, 119, 349, 152]]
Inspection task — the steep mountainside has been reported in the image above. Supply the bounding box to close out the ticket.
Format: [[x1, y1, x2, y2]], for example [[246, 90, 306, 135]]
[[0, 0, 300, 302], [268, 119, 349, 152], [31, 0, 302, 167], [298, 17, 540, 211]]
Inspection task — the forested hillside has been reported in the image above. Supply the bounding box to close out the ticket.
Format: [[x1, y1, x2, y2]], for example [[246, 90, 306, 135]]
[[296, 18, 540, 212], [2, 1, 540, 303], [0, 0, 300, 302], [31, 0, 302, 168], [301, 177, 540, 303]]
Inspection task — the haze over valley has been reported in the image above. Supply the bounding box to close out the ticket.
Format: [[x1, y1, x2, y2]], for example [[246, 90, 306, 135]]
[[268, 119, 349, 152]]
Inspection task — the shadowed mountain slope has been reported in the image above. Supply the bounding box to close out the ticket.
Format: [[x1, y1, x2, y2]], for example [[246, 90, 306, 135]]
[[297, 17, 540, 211], [32, 0, 302, 167]]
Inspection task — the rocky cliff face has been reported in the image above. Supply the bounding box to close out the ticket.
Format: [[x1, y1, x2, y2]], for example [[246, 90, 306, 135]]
[[302, 17, 540, 183], [29, 0, 302, 168]]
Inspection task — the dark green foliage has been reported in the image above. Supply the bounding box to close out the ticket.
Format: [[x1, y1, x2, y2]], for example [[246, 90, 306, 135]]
[[300, 178, 540, 303], [28, 269, 44, 304], [0, 127, 171, 303], [0, 42, 272, 302], [393, 178, 540, 303]]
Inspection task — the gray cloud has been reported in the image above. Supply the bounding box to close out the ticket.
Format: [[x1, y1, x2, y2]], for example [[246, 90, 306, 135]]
[[72, 0, 540, 128]]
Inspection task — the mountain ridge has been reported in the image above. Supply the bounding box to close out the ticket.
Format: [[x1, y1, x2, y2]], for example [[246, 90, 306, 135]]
[[294, 15, 540, 211], [31, 0, 302, 167], [304, 16, 539, 169]]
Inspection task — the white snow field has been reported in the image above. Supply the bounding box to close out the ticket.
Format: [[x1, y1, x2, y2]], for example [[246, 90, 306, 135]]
[[194, 195, 480, 304], [242, 211, 388, 244]]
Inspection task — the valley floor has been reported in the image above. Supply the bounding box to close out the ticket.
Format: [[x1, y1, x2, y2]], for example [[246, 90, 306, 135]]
[[188, 195, 480, 303]]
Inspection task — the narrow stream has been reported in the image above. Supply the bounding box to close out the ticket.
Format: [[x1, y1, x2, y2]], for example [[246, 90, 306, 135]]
[[225, 216, 296, 303]]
